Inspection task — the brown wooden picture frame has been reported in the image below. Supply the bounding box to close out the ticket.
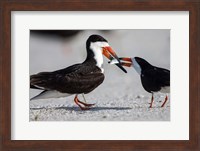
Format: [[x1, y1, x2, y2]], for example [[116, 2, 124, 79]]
[[0, 0, 200, 151]]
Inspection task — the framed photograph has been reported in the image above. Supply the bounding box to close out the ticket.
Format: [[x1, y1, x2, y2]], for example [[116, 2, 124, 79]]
[[1, 0, 199, 151]]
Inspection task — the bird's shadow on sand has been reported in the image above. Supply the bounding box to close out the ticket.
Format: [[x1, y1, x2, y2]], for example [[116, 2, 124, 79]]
[[55, 106, 132, 111], [29, 106, 131, 111]]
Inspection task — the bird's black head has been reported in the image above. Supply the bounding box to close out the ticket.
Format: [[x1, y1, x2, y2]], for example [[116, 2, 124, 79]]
[[85, 34, 108, 61], [134, 57, 152, 72], [87, 34, 108, 43], [85, 34, 127, 73], [86, 34, 108, 50]]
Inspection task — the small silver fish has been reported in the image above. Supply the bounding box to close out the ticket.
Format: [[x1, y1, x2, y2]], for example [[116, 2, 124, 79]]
[[108, 58, 119, 65]]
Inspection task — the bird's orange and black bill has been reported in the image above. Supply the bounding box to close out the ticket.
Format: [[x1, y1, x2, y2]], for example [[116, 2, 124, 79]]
[[119, 57, 132, 67], [102, 47, 127, 73]]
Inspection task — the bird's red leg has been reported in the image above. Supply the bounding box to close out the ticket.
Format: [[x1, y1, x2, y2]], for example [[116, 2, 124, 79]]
[[161, 95, 168, 107], [149, 94, 154, 108], [74, 95, 90, 110]]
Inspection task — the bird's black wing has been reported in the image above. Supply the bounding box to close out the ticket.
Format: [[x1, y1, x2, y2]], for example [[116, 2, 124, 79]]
[[30, 63, 82, 90], [141, 67, 170, 93], [30, 64, 105, 94], [155, 67, 170, 87]]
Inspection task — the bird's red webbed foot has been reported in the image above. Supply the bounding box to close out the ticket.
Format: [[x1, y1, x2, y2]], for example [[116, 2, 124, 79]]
[[74, 95, 95, 110]]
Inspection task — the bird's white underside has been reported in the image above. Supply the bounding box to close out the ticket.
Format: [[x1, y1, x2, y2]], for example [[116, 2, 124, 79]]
[[31, 90, 72, 100], [90, 41, 110, 73], [159, 86, 170, 93]]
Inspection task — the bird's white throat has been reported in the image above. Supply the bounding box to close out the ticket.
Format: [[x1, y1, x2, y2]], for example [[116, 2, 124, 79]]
[[90, 41, 109, 73], [132, 58, 142, 75]]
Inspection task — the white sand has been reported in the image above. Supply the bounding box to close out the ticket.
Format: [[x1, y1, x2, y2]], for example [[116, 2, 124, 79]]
[[30, 30, 170, 121]]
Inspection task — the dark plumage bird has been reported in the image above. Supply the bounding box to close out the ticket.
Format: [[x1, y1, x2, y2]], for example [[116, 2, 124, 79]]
[[110, 57, 170, 108], [30, 35, 127, 110]]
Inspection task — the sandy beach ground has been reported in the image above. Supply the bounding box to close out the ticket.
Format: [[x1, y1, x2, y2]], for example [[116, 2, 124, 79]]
[[30, 30, 170, 121]]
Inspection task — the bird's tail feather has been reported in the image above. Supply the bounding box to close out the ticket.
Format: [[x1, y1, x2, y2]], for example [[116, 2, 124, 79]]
[[30, 90, 72, 101], [30, 90, 47, 101]]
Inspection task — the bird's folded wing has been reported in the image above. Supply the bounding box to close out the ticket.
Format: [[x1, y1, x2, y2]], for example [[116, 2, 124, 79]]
[[155, 68, 170, 86], [143, 68, 170, 88], [30, 71, 104, 94]]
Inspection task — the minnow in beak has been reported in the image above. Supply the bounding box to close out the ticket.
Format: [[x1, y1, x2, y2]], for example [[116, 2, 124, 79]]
[[102, 46, 127, 73], [109, 57, 132, 67]]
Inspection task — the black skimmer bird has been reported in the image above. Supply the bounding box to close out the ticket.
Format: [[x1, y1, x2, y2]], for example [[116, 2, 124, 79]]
[[30, 35, 127, 110], [109, 57, 170, 108]]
